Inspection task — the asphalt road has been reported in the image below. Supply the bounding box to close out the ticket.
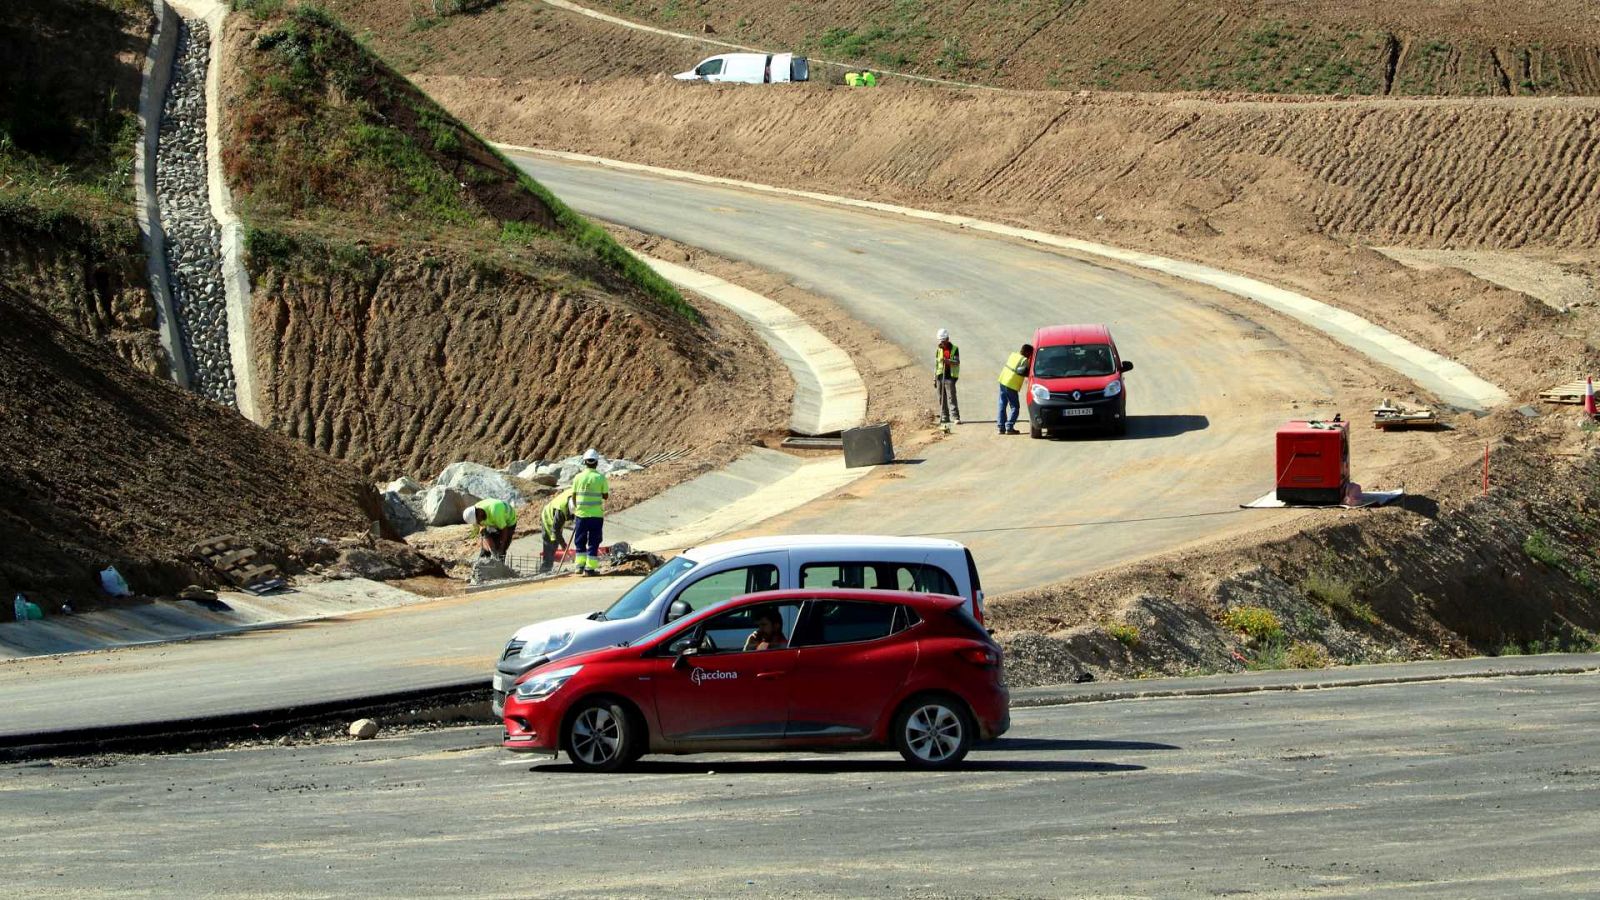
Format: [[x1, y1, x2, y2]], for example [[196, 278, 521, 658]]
[[0, 578, 633, 739], [514, 154, 1327, 590], [5, 673, 1597, 897]]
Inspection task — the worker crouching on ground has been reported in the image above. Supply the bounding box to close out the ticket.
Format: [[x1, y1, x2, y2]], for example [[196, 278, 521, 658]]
[[997, 343, 1033, 435], [571, 449, 610, 577], [539, 487, 575, 574], [935, 328, 961, 425], [844, 70, 878, 87], [464, 498, 518, 560]]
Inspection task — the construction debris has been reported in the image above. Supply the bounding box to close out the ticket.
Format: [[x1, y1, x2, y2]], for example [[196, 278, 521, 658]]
[[1371, 398, 1442, 430], [193, 535, 287, 594], [348, 718, 379, 740]]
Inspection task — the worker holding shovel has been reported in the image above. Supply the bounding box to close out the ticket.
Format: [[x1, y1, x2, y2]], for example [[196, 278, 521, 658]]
[[538, 487, 575, 574]]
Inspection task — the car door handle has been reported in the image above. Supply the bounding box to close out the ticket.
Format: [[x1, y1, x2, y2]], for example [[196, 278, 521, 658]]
[[756, 671, 786, 680]]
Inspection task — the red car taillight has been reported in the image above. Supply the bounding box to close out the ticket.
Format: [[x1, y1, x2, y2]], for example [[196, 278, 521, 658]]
[[959, 647, 1000, 668]]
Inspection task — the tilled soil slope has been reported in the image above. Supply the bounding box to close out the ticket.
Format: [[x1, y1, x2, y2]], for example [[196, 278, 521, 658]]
[[429, 79, 1600, 400], [249, 239, 784, 478], [579, 0, 1600, 95], [0, 288, 383, 607]]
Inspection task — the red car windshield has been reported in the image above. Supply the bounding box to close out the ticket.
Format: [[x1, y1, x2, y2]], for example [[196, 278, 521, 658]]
[[1034, 343, 1115, 378]]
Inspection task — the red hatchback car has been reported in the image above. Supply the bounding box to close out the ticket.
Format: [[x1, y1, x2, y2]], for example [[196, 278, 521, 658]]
[[502, 589, 1010, 771]]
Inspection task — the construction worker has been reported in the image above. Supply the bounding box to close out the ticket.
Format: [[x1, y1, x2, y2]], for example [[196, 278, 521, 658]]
[[935, 328, 961, 426], [463, 497, 517, 560], [538, 487, 575, 574], [844, 70, 878, 87], [571, 449, 610, 577], [997, 343, 1033, 435]]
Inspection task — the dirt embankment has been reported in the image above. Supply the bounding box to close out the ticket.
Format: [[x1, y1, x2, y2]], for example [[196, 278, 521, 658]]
[[0, 216, 167, 378], [0, 0, 167, 375], [422, 79, 1600, 402], [0, 287, 386, 609], [999, 418, 1600, 685], [248, 237, 785, 478], [223, 7, 785, 481], [576, 0, 1600, 96]]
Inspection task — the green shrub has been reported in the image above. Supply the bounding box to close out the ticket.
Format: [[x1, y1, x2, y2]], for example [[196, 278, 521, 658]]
[[1523, 530, 1564, 566], [1104, 623, 1141, 648], [1302, 570, 1380, 624], [1223, 606, 1283, 642], [1285, 641, 1329, 669]]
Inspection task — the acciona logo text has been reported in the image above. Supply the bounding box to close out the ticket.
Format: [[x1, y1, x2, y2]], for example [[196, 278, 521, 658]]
[[690, 668, 739, 686]]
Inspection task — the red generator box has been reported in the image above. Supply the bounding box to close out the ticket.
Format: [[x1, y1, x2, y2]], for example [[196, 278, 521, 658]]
[[1275, 420, 1349, 504]]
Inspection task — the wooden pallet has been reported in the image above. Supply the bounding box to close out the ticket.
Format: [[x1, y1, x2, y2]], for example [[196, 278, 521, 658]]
[[1539, 379, 1592, 404], [194, 534, 286, 593], [1371, 399, 1442, 430]]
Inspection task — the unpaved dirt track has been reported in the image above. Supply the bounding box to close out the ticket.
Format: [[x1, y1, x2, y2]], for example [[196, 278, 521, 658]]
[[512, 154, 1338, 587], [5, 673, 1598, 896]]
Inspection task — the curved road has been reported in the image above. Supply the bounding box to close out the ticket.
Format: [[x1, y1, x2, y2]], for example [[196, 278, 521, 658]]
[[515, 154, 1325, 590], [0, 155, 1337, 739]]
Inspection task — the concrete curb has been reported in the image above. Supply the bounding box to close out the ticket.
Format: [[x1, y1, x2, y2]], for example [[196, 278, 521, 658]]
[[0, 681, 487, 762], [639, 253, 866, 435], [499, 145, 1509, 412], [133, 0, 191, 389], [1010, 653, 1600, 708]]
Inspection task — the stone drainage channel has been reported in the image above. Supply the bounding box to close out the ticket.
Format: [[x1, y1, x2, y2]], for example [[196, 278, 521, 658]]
[[154, 15, 234, 405]]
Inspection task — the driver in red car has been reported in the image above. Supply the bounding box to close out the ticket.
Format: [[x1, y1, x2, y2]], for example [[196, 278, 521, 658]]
[[743, 608, 788, 652]]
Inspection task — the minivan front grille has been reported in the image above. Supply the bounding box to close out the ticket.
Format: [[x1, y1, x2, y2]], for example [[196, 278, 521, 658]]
[[1049, 388, 1104, 402]]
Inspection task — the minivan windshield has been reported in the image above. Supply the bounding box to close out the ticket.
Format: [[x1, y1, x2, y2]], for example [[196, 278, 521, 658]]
[[1034, 343, 1115, 379], [601, 557, 696, 620]]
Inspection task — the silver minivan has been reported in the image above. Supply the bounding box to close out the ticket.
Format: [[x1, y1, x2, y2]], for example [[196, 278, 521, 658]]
[[492, 535, 985, 715]]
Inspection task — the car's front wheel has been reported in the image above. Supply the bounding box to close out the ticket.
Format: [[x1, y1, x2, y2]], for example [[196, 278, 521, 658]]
[[893, 695, 973, 769], [564, 699, 639, 772]]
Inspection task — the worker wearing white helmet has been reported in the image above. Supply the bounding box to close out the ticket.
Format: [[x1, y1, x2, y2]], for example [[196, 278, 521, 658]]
[[934, 328, 961, 426], [464, 497, 518, 560], [570, 448, 610, 576]]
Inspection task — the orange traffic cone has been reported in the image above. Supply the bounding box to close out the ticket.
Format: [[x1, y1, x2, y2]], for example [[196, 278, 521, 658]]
[[1586, 377, 1597, 419]]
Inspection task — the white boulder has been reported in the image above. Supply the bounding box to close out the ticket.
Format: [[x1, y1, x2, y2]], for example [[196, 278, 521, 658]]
[[437, 461, 524, 506]]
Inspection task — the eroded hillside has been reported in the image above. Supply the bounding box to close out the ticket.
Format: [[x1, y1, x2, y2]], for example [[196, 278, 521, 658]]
[[223, 5, 786, 476]]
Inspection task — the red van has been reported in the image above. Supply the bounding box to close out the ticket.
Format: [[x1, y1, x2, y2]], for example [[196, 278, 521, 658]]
[[1026, 324, 1133, 438]]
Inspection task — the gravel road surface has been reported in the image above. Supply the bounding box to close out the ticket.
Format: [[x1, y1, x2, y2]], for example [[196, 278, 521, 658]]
[[5, 672, 1596, 896]]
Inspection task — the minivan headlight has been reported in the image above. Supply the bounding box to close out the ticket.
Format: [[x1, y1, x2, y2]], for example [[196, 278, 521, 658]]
[[1030, 383, 1050, 404], [1103, 379, 1122, 398], [521, 631, 573, 658], [513, 665, 583, 700]]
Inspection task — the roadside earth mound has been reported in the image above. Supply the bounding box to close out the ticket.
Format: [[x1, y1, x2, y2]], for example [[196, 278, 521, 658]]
[[0, 288, 387, 608], [223, 5, 783, 477]]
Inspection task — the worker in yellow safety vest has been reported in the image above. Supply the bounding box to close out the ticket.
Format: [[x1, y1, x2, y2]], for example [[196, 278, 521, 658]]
[[464, 497, 518, 560], [844, 70, 879, 87], [570, 449, 610, 576], [538, 487, 575, 574], [997, 343, 1034, 435], [935, 328, 961, 425]]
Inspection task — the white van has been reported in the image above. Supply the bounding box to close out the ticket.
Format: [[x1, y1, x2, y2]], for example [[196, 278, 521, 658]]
[[674, 52, 810, 84], [492, 535, 984, 714]]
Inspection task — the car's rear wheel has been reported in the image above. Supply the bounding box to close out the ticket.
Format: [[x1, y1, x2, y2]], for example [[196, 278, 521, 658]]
[[893, 695, 973, 769], [564, 699, 638, 772]]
